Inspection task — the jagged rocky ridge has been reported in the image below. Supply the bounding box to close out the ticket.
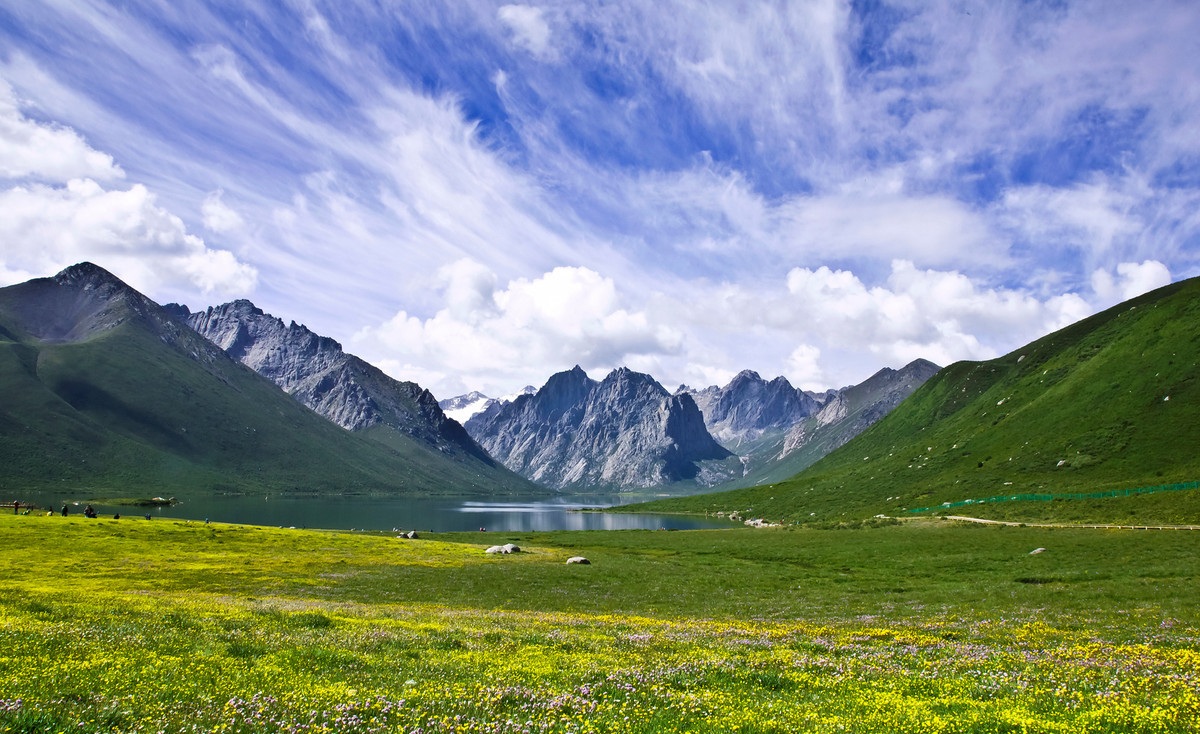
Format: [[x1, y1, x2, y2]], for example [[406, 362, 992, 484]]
[[683, 370, 822, 446], [677, 360, 940, 485], [465, 366, 733, 490], [173, 300, 493, 463], [779, 359, 941, 459]]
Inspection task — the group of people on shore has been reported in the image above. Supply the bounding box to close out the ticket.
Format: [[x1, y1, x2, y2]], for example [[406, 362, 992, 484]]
[[9, 501, 149, 521]]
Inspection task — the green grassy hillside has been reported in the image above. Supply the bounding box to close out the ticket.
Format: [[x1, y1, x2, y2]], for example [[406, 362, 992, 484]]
[[638, 278, 1200, 524], [0, 274, 538, 499]]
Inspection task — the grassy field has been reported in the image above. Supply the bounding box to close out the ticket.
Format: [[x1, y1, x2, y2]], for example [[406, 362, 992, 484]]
[[1, 512, 1198, 732]]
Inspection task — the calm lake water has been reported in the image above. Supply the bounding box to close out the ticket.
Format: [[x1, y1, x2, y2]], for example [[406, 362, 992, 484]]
[[12, 492, 733, 533]]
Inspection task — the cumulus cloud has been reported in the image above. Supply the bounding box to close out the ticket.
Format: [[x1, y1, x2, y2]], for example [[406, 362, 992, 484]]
[[0, 80, 123, 182], [3, 2, 1194, 401], [0, 80, 258, 299], [778, 260, 1093, 368], [1090, 260, 1171, 305], [0, 179, 256, 296], [353, 261, 682, 396], [786, 344, 825, 390], [352, 257, 1141, 398]]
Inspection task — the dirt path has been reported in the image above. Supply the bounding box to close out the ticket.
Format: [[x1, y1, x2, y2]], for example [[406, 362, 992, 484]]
[[941, 515, 1200, 531]]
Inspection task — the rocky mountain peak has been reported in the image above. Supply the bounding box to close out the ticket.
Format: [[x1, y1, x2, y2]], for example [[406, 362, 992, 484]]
[[728, 369, 763, 386], [596, 366, 668, 405], [0, 262, 176, 345], [779, 358, 940, 460], [531, 365, 597, 422], [465, 365, 732, 490], [683, 369, 818, 446], [187, 301, 345, 395], [52, 261, 123, 289]]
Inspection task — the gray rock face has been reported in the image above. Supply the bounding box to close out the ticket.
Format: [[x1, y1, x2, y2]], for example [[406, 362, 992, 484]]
[[466, 366, 732, 490], [780, 358, 940, 459], [181, 300, 491, 461], [683, 370, 820, 446], [675, 360, 940, 485]]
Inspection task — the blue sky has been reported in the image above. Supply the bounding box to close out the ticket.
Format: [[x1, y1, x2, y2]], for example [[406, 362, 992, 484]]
[[2, 1, 1198, 397]]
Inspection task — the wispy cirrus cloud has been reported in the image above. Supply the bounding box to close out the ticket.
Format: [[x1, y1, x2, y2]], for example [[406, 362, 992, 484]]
[[0, 1, 1195, 398]]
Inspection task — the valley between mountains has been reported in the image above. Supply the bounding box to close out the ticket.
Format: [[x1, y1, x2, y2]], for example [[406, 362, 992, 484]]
[[3, 262, 1199, 526]]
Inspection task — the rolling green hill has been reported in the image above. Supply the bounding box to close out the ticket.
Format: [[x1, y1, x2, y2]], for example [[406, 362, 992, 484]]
[[637, 278, 1200, 524], [0, 264, 540, 499]]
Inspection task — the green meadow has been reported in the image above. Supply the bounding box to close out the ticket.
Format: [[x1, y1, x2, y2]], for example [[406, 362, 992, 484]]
[[1, 512, 1198, 732]]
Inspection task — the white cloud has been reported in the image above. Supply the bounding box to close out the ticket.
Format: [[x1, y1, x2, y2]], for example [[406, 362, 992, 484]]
[[786, 344, 825, 391], [0, 76, 256, 299], [1090, 260, 1171, 305], [778, 260, 1094, 367], [0, 80, 123, 182], [635, 260, 1099, 394], [655, 1, 851, 155], [0, 178, 256, 297], [352, 257, 1136, 400], [353, 261, 682, 396], [498, 5, 553, 58], [201, 189, 245, 233], [3, 1, 1195, 404]]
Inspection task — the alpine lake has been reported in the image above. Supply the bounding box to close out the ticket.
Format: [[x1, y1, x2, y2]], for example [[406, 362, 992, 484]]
[[12, 491, 736, 532]]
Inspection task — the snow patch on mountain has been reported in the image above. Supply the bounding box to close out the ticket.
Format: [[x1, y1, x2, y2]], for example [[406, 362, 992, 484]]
[[439, 386, 535, 424]]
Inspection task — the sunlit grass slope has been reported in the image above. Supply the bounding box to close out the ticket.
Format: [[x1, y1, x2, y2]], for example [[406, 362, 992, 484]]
[[638, 278, 1200, 524], [2, 513, 1199, 732]]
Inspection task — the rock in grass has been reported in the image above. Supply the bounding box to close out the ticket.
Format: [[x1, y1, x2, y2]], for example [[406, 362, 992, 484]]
[[566, 556, 590, 565], [1029, 547, 1046, 555]]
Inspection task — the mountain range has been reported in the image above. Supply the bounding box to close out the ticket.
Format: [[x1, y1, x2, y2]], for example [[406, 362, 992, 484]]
[[465, 366, 735, 490], [682, 370, 823, 446], [0, 263, 535, 498], [4, 261, 1193, 524], [174, 299, 492, 464], [458, 361, 937, 492]]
